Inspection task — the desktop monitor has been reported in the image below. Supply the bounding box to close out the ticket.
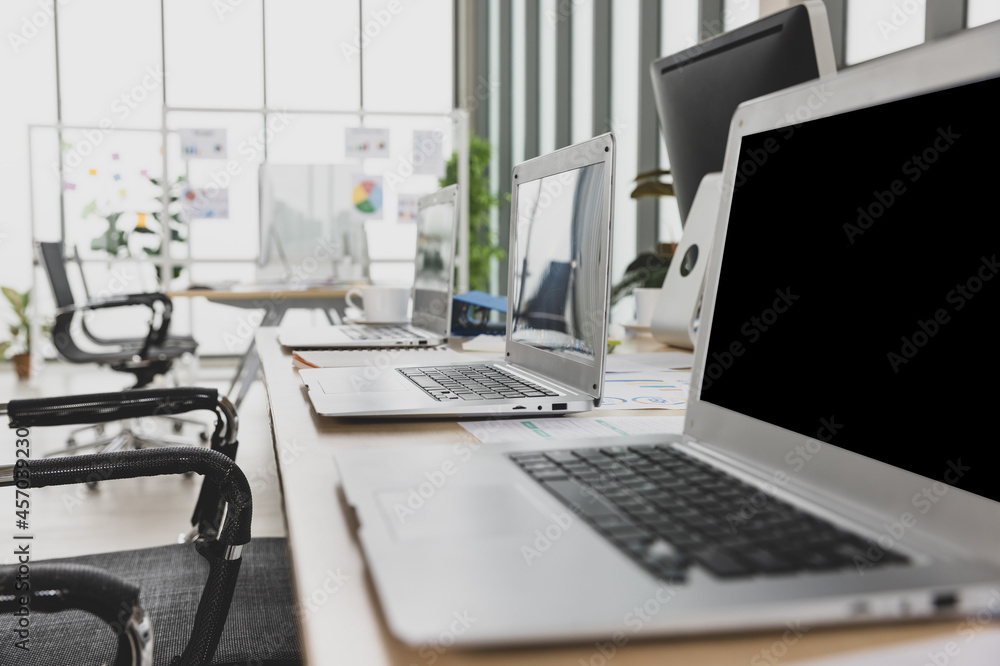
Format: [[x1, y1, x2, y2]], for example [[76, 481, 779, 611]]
[[257, 164, 368, 282], [650, 0, 836, 223]]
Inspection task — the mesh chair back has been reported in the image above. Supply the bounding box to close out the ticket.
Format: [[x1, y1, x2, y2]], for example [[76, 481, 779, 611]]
[[37, 241, 76, 309], [36, 241, 89, 362]]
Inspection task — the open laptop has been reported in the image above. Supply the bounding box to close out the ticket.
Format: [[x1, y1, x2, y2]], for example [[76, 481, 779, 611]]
[[300, 133, 616, 418], [332, 24, 1000, 646], [277, 184, 459, 349]]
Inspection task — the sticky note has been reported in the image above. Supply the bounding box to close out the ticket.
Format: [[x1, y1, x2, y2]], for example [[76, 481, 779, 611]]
[[63, 182, 76, 191], [112, 153, 119, 160], [136, 213, 146, 228], [113, 174, 121, 181], [89, 169, 97, 176]]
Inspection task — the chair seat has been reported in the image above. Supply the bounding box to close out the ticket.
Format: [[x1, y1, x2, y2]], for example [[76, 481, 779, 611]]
[[0, 538, 301, 666]]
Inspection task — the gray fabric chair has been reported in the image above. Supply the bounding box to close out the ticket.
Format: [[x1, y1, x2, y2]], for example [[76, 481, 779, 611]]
[[0, 388, 302, 666]]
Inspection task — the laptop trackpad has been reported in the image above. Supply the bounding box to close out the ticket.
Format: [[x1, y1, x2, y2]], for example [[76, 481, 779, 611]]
[[319, 374, 409, 394], [376, 485, 548, 541]]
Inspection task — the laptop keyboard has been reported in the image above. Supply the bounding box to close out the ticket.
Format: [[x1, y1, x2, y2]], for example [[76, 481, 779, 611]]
[[510, 444, 909, 582], [398, 364, 561, 402], [343, 325, 419, 341]]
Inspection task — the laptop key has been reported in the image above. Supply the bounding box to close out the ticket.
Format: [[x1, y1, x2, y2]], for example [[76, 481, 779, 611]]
[[542, 480, 620, 519], [690, 548, 751, 577]]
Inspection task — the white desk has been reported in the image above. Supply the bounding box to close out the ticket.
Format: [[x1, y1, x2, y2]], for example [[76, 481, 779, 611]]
[[255, 327, 960, 664]]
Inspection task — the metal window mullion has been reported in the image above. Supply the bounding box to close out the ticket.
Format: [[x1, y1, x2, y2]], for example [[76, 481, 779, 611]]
[[554, 3, 572, 149], [698, 0, 724, 40], [592, 0, 612, 135], [524, 0, 540, 160], [497, 0, 513, 294], [159, 0, 172, 288], [637, 0, 660, 253], [925, 0, 967, 40], [474, 0, 490, 138], [821, 0, 848, 70]]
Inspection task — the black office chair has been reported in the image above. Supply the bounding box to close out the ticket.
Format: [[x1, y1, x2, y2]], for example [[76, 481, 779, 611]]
[[0, 388, 302, 666], [37, 240, 198, 388], [36, 241, 207, 456]]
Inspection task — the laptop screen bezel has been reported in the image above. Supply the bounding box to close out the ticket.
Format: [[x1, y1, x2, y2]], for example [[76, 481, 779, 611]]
[[685, 23, 1000, 553], [505, 133, 616, 400], [410, 184, 459, 338]]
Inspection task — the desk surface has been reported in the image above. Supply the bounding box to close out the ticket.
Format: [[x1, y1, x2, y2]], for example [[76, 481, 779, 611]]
[[255, 328, 958, 665], [168, 285, 352, 301]]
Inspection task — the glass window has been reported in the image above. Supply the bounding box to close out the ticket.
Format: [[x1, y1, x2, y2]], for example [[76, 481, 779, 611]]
[[539, 0, 557, 154], [724, 0, 760, 31], [57, 0, 164, 128], [967, 0, 1000, 27], [264, 0, 361, 111], [512, 0, 527, 164], [659, 0, 698, 245], [163, 0, 265, 109], [846, 0, 925, 66], [610, 0, 640, 323], [360, 0, 453, 113], [571, 0, 595, 144]]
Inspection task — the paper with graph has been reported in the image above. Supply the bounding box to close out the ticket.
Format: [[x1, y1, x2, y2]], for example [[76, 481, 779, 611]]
[[599, 370, 691, 410]]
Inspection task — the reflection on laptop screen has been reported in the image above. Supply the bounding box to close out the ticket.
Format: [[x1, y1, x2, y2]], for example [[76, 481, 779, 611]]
[[511, 162, 606, 364], [702, 75, 999, 503], [412, 200, 455, 336]]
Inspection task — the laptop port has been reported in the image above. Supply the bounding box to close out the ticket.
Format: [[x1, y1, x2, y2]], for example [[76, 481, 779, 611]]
[[552, 403, 568, 411], [932, 592, 958, 611], [513, 405, 527, 410]]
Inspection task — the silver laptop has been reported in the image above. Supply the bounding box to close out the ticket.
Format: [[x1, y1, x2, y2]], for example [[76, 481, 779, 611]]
[[278, 185, 460, 349], [332, 24, 1000, 646], [300, 133, 616, 418]]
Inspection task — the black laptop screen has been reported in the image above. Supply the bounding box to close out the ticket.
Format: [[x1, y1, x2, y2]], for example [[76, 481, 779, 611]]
[[701, 75, 1000, 503]]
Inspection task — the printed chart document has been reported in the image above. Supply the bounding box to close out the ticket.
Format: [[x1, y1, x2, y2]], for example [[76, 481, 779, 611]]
[[599, 370, 691, 410], [459, 415, 685, 444]]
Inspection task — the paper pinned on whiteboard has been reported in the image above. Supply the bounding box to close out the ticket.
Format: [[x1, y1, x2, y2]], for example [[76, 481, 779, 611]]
[[412, 129, 445, 176], [179, 129, 227, 159], [346, 127, 390, 158]]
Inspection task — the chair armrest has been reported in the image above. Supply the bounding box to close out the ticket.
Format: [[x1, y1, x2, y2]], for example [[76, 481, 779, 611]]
[[1, 447, 251, 666], [4, 387, 239, 538], [54, 292, 171, 316], [0, 562, 151, 666], [55, 293, 173, 352]]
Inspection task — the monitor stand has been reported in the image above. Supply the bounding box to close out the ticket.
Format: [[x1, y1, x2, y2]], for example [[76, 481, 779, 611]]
[[651, 173, 723, 350]]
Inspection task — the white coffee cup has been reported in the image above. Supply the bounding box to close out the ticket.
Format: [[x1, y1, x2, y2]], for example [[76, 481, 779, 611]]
[[346, 285, 410, 323], [634, 287, 661, 328]]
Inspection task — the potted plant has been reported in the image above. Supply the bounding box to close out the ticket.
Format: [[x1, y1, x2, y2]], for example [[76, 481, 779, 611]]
[[440, 135, 505, 293], [1, 286, 34, 380], [610, 168, 678, 307]]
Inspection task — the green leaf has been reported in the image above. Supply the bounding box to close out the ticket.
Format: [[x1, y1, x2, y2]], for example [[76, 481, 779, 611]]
[[0, 341, 10, 359], [2, 286, 23, 313]]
